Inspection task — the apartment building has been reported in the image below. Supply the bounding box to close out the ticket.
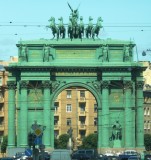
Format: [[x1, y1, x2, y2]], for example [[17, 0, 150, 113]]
[[54, 87, 97, 147], [143, 62, 151, 133]]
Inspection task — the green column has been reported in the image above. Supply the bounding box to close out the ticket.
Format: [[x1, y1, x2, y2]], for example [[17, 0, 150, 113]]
[[19, 81, 28, 147], [101, 81, 110, 147], [98, 108, 102, 149], [124, 81, 133, 147], [7, 81, 16, 147], [42, 81, 51, 147], [136, 81, 144, 147]]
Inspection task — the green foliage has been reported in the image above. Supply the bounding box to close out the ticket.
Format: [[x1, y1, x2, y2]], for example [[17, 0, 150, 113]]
[[1, 135, 8, 153], [79, 133, 98, 149], [54, 138, 59, 149], [144, 134, 151, 151], [56, 134, 69, 149]]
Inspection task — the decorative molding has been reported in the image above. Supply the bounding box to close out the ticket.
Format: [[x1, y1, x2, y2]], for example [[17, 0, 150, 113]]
[[20, 81, 29, 89], [124, 80, 133, 89], [102, 80, 110, 89], [136, 81, 144, 89], [7, 81, 16, 90], [92, 81, 101, 91], [42, 80, 52, 88], [52, 81, 61, 92]]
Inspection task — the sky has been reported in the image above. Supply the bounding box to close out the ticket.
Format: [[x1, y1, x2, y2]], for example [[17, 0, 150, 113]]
[[0, 0, 151, 62]]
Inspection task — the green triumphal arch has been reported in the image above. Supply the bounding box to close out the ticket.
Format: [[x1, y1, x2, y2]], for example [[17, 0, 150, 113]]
[[6, 5, 145, 154]]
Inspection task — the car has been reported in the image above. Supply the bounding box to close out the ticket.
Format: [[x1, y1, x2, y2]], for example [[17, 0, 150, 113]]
[[0, 158, 15, 160], [128, 156, 141, 160], [71, 149, 98, 160]]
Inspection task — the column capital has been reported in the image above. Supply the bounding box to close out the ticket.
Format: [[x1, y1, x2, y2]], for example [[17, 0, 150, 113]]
[[101, 80, 110, 89], [124, 80, 133, 89], [42, 80, 52, 88], [7, 81, 16, 90], [136, 81, 144, 89], [20, 81, 29, 89]]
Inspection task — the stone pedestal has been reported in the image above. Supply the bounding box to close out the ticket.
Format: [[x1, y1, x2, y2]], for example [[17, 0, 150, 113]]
[[113, 140, 121, 148]]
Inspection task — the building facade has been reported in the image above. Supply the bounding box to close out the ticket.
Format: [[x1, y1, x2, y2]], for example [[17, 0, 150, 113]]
[[6, 38, 145, 154], [54, 87, 97, 148]]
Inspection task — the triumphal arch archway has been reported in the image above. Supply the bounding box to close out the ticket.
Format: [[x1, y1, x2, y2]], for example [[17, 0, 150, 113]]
[[6, 4, 145, 154]]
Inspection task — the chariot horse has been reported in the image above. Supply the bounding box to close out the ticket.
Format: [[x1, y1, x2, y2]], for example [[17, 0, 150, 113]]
[[47, 17, 59, 40], [92, 17, 103, 40]]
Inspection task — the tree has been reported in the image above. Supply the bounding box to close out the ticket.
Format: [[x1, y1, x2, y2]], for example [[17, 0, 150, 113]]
[[80, 133, 98, 149], [57, 134, 69, 149], [144, 134, 151, 151], [1, 135, 8, 154]]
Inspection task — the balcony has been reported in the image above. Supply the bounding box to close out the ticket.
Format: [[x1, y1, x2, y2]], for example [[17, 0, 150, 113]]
[[78, 97, 86, 102], [79, 124, 86, 130], [0, 111, 4, 117], [54, 111, 59, 116], [78, 111, 86, 116], [0, 124, 4, 131], [54, 124, 59, 130]]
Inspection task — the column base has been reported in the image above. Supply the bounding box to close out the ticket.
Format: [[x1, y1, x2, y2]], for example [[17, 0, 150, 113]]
[[113, 140, 121, 148]]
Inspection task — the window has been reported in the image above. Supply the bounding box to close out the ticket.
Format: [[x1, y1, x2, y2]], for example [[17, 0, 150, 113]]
[[67, 118, 71, 126], [66, 90, 71, 98], [94, 118, 98, 126], [94, 104, 97, 112], [54, 117, 59, 125], [79, 103, 85, 111], [0, 78, 2, 86], [54, 102, 59, 112], [80, 90, 85, 98], [66, 104, 72, 112]]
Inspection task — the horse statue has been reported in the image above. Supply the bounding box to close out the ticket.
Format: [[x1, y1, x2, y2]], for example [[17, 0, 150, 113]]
[[58, 17, 66, 39], [92, 17, 103, 40], [78, 16, 84, 39], [46, 17, 59, 40], [85, 16, 93, 38]]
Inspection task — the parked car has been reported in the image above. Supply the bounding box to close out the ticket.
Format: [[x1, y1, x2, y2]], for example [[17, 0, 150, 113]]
[[71, 149, 98, 160], [50, 149, 71, 160]]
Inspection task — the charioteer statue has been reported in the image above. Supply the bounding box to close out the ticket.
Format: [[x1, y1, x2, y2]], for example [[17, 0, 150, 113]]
[[46, 2, 103, 40]]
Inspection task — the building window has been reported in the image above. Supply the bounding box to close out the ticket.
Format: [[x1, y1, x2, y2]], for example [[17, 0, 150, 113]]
[[147, 108, 150, 116], [66, 104, 72, 112], [94, 118, 98, 126], [54, 117, 59, 125], [148, 121, 150, 130], [67, 118, 71, 126], [54, 102, 59, 112], [144, 108, 147, 116], [67, 90, 71, 98], [0, 78, 2, 86], [80, 90, 85, 98], [94, 104, 97, 112], [79, 103, 85, 111]]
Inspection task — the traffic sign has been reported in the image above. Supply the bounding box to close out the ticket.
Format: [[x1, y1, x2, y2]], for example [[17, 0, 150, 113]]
[[34, 136, 42, 145], [25, 148, 32, 156]]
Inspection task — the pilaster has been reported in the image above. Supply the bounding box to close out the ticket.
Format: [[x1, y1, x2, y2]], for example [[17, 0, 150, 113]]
[[42, 81, 52, 147], [136, 81, 144, 148], [7, 81, 16, 147], [124, 80, 133, 147], [19, 80, 28, 147], [101, 80, 110, 147]]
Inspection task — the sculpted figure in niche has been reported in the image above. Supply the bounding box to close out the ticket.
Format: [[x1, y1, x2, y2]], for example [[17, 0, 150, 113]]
[[19, 46, 28, 62], [102, 45, 109, 62], [43, 47, 54, 62], [124, 45, 130, 61]]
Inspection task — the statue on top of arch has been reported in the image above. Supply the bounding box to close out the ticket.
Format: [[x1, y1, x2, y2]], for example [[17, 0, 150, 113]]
[[46, 2, 103, 40]]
